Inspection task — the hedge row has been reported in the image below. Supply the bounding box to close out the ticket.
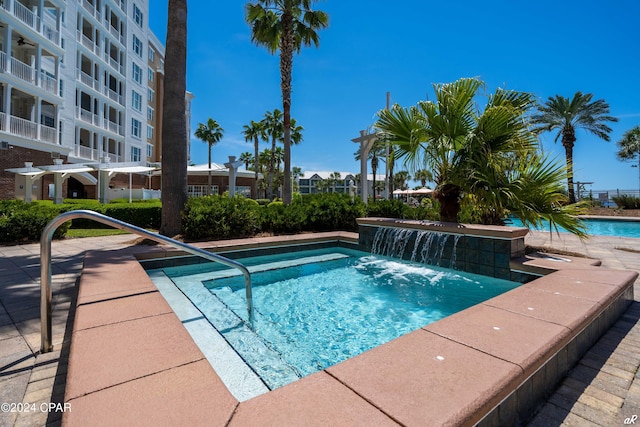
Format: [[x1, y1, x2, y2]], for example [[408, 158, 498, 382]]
[[0, 199, 162, 244], [181, 193, 440, 240], [0, 194, 440, 244]]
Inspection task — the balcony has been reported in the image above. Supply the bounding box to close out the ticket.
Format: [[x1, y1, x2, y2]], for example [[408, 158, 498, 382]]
[[77, 31, 100, 56], [77, 69, 100, 92], [104, 86, 124, 105], [1, 114, 58, 144], [0, 53, 59, 95], [79, 0, 102, 24], [75, 145, 122, 163], [4, 1, 61, 45], [76, 107, 100, 127], [107, 23, 126, 47], [103, 52, 125, 76]]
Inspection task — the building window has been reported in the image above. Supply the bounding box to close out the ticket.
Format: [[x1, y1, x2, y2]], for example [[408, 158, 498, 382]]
[[59, 79, 64, 97], [133, 4, 144, 27], [147, 125, 153, 140], [148, 88, 154, 103], [148, 69, 154, 83], [132, 62, 142, 84], [132, 91, 142, 111], [131, 118, 141, 138], [149, 47, 155, 62], [146, 143, 153, 158], [132, 35, 142, 58], [131, 146, 141, 162], [147, 106, 154, 121]]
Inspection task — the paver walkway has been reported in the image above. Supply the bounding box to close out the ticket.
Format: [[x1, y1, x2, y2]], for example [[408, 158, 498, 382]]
[[524, 231, 640, 426], [0, 235, 135, 427], [0, 230, 639, 426]]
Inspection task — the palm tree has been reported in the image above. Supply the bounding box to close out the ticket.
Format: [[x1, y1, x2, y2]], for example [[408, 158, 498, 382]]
[[262, 109, 284, 198], [239, 152, 253, 170], [532, 92, 618, 203], [194, 118, 224, 196], [329, 171, 341, 193], [160, 0, 188, 237], [394, 170, 411, 190], [292, 166, 303, 192], [414, 169, 433, 187], [242, 119, 266, 198], [246, 0, 328, 205], [376, 78, 567, 225], [616, 126, 640, 193]]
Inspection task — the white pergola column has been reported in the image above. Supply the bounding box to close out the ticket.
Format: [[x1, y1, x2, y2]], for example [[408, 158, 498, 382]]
[[224, 155, 244, 197], [351, 130, 378, 204]]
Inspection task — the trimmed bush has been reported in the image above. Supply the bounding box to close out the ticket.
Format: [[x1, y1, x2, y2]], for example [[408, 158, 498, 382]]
[[0, 201, 68, 243], [303, 193, 366, 232], [612, 195, 640, 209], [182, 195, 260, 240]]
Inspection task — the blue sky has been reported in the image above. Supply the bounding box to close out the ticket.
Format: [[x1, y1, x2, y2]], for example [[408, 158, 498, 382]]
[[149, 1, 640, 191]]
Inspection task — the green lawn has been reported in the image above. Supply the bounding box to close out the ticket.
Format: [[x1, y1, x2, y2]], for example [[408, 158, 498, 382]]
[[65, 228, 134, 238]]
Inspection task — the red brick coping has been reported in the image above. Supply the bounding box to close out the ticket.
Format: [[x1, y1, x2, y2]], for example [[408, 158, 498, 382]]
[[63, 233, 636, 426]]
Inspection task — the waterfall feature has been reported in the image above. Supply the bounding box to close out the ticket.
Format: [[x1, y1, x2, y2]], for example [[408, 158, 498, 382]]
[[371, 227, 461, 269]]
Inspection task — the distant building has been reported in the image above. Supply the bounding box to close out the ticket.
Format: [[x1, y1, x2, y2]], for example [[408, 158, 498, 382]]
[[0, 1, 193, 202], [298, 171, 388, 199]]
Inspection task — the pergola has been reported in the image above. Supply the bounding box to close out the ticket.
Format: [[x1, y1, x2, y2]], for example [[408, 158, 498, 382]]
[[6, 161, 96, 203]]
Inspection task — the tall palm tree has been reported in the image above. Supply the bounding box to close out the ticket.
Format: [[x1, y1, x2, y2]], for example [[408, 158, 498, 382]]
[[394, 170, 411, 190], [239, 151, 253, 170], [414, 169, 433, 187], [242, 119, 266, 198], [292, 166, 303, 192], [616, 126, 640, 192], [532, 92, 618, 203], [246, 0, 328, 205], [160, 0, 188, 237], [329, 171, 341, 193], [194, 118, 224, 196], [262, 109, 284, 198]]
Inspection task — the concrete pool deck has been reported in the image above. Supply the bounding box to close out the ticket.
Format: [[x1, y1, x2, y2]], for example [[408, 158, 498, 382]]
[[0, 230, 639, 426]]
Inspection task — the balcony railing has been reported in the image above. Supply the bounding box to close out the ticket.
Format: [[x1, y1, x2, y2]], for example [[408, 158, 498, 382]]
[[77, 31, 100, 55], [38, 71, 58, 95], [77, 69, 100, 92], [40, 124, 57, 144], [2, 0, 61, 46], [10, 57, 36, 83], [14, 1, 40, 32], [0, 51, 6, 73], [79, 0, 101, 23], [78, 145, 97, 160], [105, 87, 123, 105], [0, 112, 6, 132], [10, 115, 38, 139]]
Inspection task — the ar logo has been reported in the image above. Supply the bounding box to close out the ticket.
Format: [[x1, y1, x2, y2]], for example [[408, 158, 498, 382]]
[[624, 414, 638, 425]]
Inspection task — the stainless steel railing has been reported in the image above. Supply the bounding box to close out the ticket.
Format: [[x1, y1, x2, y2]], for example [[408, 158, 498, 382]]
[[40, 209, 253, 353]]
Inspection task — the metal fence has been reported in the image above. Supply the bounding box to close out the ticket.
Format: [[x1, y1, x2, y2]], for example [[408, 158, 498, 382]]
[[579, 189, 640, 206]]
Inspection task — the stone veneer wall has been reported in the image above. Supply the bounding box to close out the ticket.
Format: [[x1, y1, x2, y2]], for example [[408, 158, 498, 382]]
[[357, 218, 529, 281]]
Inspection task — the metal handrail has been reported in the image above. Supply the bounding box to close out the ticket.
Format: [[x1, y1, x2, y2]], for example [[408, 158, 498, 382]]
[[40, 210, 253, 353]]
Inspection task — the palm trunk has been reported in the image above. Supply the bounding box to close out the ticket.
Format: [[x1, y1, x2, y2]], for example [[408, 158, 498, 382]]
[[253, 136, 259, 199], [160, 0, 188, 237], [435, 183, 461, 223], [207, 144, 212, 196], [281, 11, 294, 204], [562, 126, 577, 204]]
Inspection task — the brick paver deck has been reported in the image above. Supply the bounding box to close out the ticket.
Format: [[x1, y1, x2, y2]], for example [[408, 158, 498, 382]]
[[1, 229, 639, 426]]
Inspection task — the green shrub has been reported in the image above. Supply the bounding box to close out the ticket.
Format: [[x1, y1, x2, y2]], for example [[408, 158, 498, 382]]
[[181, 195, 260, 240], [255, 199, 271, 206], [365, 199, 408, 218], [612, 195, 640, 209], [0, 201, 68, 243], [303, 193, 366, 232], [260, 202, 307, 234]]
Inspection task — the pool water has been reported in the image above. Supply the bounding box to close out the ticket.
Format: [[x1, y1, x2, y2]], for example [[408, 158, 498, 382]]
[[150, 247, 520, 390], [507, 217, 640, 238]]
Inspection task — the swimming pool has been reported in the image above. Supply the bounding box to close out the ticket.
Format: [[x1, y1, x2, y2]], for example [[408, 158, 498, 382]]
[[507, 217, 640, 238], [147, 245, 520, 393]]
